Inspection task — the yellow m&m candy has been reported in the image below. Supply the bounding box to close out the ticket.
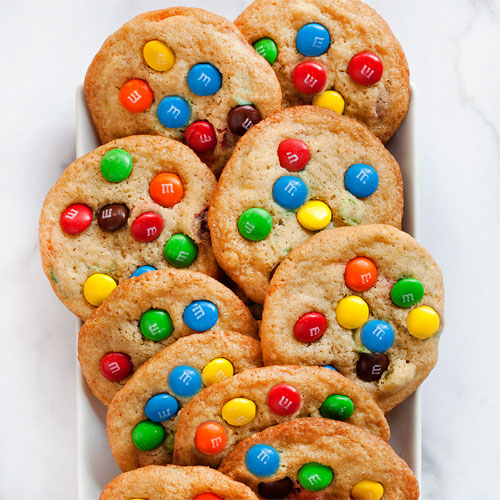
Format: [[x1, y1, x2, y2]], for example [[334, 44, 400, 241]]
[[83, 273, 117, 306], [335, 295, 369, 330], [313, 90, 345, 115], [297, 200, 332, 231], [202, 358, 234, 386], [143, 40, 175, 72], [351, 480, 384, 500], [406, 305, 440, 339], [222, 398, 256, 426]]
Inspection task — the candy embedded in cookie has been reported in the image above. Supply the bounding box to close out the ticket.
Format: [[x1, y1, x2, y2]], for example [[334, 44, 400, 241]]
[[208, 106, 403, 304], [39, 136, 219, 319], [84, 8, 282, 175], [235, 0, 410, 142], [218, 418, 419, 500], [260, 225, 444, 412], [78, 269, 258, 406], [173, 366, 389, 468], [106, 331, 262, 471]]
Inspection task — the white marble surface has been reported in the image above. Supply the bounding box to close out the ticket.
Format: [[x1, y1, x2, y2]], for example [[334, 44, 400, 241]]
[[1, 0, 499, 498]]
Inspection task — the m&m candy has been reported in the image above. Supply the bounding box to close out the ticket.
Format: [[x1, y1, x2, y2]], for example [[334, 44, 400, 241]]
[[100, 352, 132, 381], [194, 421, 227, 455], [391, 278, 424, 308], [313, 90, 345, 115], [193, 494, 222, 500], [130, 265, 156, 278], [322, 365, 338, 371], [97, 204, 129, 232], [267, 384, 301, 416], [253, 37, 278, 64], [348, 52, 383, 86], [185, 121, 217, 153], [149, 172, 184, 207], [292, 61, 327, 94], [361, 320, 395, 353], [356, 353, 389, 382], [119, 79, 153, 113], [298, 462, 333, 491], [60, 204, 92, 235], [168, 365, 202, 397], [100, 148, 133, 183], [335, 296, 369, 330], [344, 257, 377, 292], [140, 309, 174, 341], [344, 164, 379, 198], [319, 394, 354, 421], [238, 208, 273, 241], [145, 393, 179, 422], [406, 306, 440, 339], [164, 234, 198, 267], [131, 212, 164, 242], [294, 312, 327, 342], [83, 273, 117, 306], [183, 300, 219, 332], [143, 40, 175, 72], [187, 63, 222, 96], [296, 23, 330, 57], [227, 105, 261, 136], [297, 200, 331, 231], [258, 478, 294, 499], [132, 420, 165, 450], [351, 480, 384, 500], [222, 398, 256, 426], [277, 139, 310, 172], [272, 176, 308, 210], [157, 96, 191, 128], [246, 444, 280, 477], [202, 358, 234, 386]]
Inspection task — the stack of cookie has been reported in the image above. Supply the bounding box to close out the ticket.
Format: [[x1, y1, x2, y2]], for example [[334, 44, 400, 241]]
[[39, 1, 443, 499]]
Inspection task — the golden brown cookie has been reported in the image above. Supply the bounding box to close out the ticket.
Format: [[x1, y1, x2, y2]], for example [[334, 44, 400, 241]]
[[78, 269, 258, 406], [219, 418, 419, 499], [107, 331, 262, 471], [235, 0, 410, 142], [85, 8, 282, 175], [173, 366, 389, 468], [99, 465, 259, 500], [261, 225, 444, 412], [39, 135, 218, 320], [208, 106, 403, 304]]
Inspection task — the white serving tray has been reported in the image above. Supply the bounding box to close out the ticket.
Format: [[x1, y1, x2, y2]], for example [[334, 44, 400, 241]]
[[76, 83, 420, 499]]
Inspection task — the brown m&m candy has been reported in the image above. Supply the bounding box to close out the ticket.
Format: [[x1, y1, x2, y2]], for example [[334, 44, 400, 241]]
[[356, 353, 389, 382], [258, 477, 294, 499], [227, 105, 261, 136], [97, 204, 129, 232]]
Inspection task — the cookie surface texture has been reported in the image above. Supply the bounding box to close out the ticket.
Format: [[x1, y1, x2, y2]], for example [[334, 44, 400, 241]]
[[173, 365, 389, 468], [78, 269, 258, 406], [209, 106, 403, 303], [261, 225, 444, 412], [219, 418, 419, 499], [235, 0, 410, 142], [85, 8, 282, 175]]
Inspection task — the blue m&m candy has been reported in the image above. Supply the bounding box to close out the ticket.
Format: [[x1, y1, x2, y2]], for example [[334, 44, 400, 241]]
[[361, 320, 395, 353], [322, 365, 338, 371], [246, 444, 280, 477], [168, 365, 202, 397], [296, 23, 330, 57], [130, 265, 156, 278], [183, 300, 219, 332], [157, 96, 191, 128], [344, 164, 379, 198], [187, 63, 222, 96], [272, 176, 308, 210], [145, 393, 179, 422]]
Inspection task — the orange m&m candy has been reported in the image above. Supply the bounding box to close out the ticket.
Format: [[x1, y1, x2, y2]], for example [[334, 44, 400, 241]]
[[149, 173, 184, 207], [193, 494, 222, 500], [119, 79, 153, 113], [344, 257, 377, 292], [194, 421, 227, 455]]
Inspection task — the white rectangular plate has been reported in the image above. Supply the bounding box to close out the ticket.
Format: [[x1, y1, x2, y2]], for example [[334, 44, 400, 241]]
[[76, 83, 421, 499]]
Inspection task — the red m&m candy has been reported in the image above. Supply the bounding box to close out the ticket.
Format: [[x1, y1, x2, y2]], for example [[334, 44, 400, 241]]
[[292, 61, 328, 94], [131, 212, 164, 242], [294, 312, 327, 342], [119, 79, 154, 113], [267, 384, 301, 416], [60, 204, 92, 235], [100, 352, 132, 381], [344, 257, 377, 292], [348, 52, 383, 85], [278, 139, 310, 172], [185, 121, 217, 153], [194, 421, 227, 455]]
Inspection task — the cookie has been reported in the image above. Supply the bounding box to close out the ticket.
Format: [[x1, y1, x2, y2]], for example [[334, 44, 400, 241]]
[[84, 8, 282, 175], [78, 269, 259, 406], [173, 365, 389, 468], [261, 225, 444, 412], [235, 0, 410, 143], [39, 135, 219, 320], [208, 106, 403, 304], [107, 331, 263, 471], [99, 464, 259, 500], [219, 418, 419, 499]]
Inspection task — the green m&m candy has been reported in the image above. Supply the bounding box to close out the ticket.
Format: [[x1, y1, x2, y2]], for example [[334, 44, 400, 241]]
[[390, 278, 424, 308], [238, 208, 273, 241], [252, 37, 278, 65], [298, 462, 333, 491], [164, 234, 198, 268], [100, 148, 133, 182], [319, 394, 354, 421], [132, 420, 165, 451], [140, 309, 174, 341]]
